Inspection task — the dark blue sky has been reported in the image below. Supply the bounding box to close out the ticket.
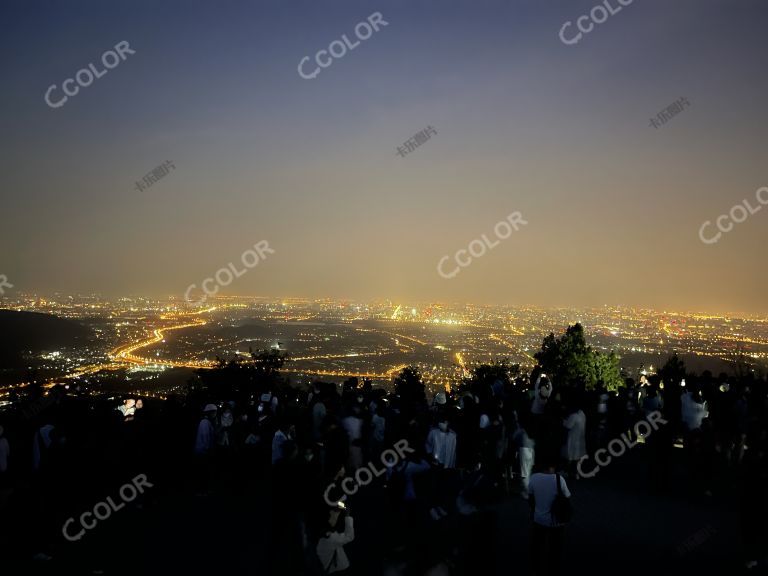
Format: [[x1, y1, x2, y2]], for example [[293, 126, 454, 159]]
[[1, 0, 767, 313]]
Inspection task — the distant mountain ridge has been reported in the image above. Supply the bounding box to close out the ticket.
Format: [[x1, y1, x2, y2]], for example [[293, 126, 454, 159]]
[[0, 309, 91, 367]]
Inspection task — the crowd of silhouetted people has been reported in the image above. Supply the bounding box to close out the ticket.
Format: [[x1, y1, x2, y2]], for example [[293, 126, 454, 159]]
[[0, 366, 766, 575]]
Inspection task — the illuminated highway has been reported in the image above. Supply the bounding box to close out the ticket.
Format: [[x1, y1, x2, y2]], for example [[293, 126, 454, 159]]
[[3, 297, 766, 399], [110, 313, 216, 368], [290, 364, 408, 379], [490, 333, 536, 362]]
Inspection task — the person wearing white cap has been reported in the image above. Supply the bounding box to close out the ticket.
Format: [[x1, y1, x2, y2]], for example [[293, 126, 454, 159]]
[[195, 404, 218, 456]]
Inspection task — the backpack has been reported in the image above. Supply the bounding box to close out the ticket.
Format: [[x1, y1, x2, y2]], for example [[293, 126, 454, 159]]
[[551, 474, 572, 525]]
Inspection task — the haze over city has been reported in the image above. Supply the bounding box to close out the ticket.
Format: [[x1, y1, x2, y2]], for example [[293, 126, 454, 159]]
[[2, 0, 768, 314]]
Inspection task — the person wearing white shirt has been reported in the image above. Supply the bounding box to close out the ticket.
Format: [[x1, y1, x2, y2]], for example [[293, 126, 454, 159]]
[[194, 406, 217, 456], [531, 375, 553, 415], [512, 415, 535, 499], [682, 390, 708, 431], [370, 405, 386, 458], [426, 419, 457, 469], [312, 399, 327, 442], [272, 424, 291, 465], [529, 459, 571, 575], [342, 408, 364, 471], [316, 506, 355, 574], [563, 408, 587, 476]]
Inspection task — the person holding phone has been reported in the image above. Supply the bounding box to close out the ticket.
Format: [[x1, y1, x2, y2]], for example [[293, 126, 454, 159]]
[[316, 501, 355, 574]]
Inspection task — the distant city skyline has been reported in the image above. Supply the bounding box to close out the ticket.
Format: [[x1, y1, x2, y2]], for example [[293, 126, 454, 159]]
[[4, 290, 768, 321], [2, 291, 765, 394], [3, 290, 768, 320]]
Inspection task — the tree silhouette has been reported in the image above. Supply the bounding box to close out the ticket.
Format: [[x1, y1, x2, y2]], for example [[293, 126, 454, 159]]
[[658, 352, 686, 386], [462, 358, 521, 397], [393, 365, 426, 407], [534, 323, 623, 391], [190, 348, 290, 403], [732, 346, 756, 381]]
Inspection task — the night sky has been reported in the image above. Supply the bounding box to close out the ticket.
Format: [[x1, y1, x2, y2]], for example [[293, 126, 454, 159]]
[[1, 0, 767, 313]]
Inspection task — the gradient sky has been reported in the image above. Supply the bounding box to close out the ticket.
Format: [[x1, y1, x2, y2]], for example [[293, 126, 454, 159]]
[[1, 0, 767, 314]]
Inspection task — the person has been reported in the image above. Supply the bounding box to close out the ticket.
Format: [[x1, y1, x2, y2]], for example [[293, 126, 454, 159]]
[[431, 392, 447, 412], [562, 406, 586, 477], [401, 449, 432, 504], [642, 386, 663, 418], [341, 406, 364, 471], [195, 404, 217, 456], [312, 394, 327, 443], [193, 404, 218, 494], [425, 416, 457, 469], [596, 386, 609, 416], [682, 389, 708, 431], [272, 419, 292, 465], [0, 425, 9, 488], [32, 423, 55, 472], [529, 456, 571, 575], [511, 413, 535, 499], [370, 403, 386, 459], [531, 375, 553, 415], [594, 386, 610, 446], [218, 403, 234, 447], [316, 503, 355, 574], [117, 398, 136, 418]]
